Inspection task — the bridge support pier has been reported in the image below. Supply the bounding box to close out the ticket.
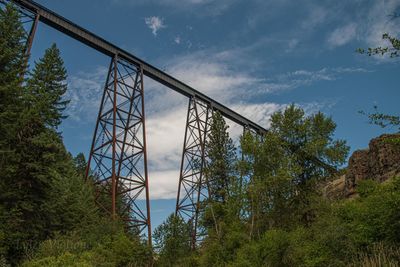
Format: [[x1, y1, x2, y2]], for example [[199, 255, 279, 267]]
[[86, 56, 151, 243], [176, 96, 211, 249], [25, 13, 39, 58]]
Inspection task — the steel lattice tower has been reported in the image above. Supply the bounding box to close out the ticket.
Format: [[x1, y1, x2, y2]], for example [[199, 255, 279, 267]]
[[86, 56, 151, 241], [176, 97, 212, 248]]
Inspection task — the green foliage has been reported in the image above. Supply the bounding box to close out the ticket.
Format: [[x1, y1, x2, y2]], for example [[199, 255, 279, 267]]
[[195, 104, 400, 267], [27, 43, 69, 129], [0, 5, 152, 266], [198, 219, 247, 267], [22, 229, 152, 267], [0, 3, 26, 172], [153, 214, 191, 266], [0, 34, 85, 263], [270, 105, 349, 180], [357, 14, 399, 58], [0, 3, 26, 86], [229, 176, 400, 267], [338, 176, 400, 247], [241, 105, 349, 236], [204, 111, 237, 203], [359, 106, 400, 133], [357, 33, 400, 58], [230, 198, 354, 267], [73, 153, 87, 178]]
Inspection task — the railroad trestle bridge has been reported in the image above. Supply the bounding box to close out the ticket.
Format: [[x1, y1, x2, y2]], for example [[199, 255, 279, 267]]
[[2, 0, 335, 248]]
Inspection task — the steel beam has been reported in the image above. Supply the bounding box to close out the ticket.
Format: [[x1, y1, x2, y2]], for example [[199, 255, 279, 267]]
[[10, 0, 267, 134]]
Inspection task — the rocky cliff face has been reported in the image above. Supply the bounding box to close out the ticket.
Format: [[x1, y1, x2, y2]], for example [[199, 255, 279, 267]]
[[324, 134, 400, 199]]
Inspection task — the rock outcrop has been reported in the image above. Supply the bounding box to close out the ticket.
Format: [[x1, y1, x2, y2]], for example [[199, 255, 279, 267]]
[[324, 134, 400, 199]]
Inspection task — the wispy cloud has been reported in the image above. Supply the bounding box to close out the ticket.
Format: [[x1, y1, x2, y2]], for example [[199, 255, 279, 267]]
[[248, 67, 371, 95], [291, 67, 369, 85], [327, 23, 357, 48], [301, 6, 327, 30], [145, 16, 166, 36], [321, 0, 399, 54], [165, 53, 265, 102], [65, 66, 108, 122]]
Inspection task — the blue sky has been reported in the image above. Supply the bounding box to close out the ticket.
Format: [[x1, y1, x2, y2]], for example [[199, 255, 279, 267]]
[[28, 0, 400, 230]]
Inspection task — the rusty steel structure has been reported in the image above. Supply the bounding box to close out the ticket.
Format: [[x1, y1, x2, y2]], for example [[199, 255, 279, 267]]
[[85, 57, 151, 238], [4, 0, 336, 247], [175, 97, 212, 248]]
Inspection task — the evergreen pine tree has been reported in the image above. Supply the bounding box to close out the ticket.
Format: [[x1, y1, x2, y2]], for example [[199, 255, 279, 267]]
[[204, 111, 237, 203], [0, 4, 26, 87], [201, 111, 239, 240], [0, 9, 97, 263], [153, 214, 191, 266], [27, 43, 69, 129], [73, 153, 87, 178], [0, 3, 26, 161], [0, 5, 28, 264]]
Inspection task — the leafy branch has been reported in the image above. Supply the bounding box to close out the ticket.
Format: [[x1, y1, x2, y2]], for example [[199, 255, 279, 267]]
[[359, 106, 400, 132]]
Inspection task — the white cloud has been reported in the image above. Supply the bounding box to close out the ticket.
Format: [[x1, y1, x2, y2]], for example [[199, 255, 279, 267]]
[[327, 23, 357, 48], [166, 53, 264, 102], [291, 68, 335, 81], [65, 66, 108, 122], [146, 104, 187, 171], [145, 16, 166, 36], [148, 170, 180, 200]]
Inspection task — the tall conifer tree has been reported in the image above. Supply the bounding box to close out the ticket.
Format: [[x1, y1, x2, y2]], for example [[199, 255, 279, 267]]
[[0, 4, 31, 264], [28, 43, 69, 129], [0, 4, 26, 158], [204, 111, 237, 203]]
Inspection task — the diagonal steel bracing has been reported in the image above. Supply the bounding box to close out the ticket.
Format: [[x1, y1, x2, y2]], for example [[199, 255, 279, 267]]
[[86, 56, 151, 242], [176, 97, 212, 249]]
